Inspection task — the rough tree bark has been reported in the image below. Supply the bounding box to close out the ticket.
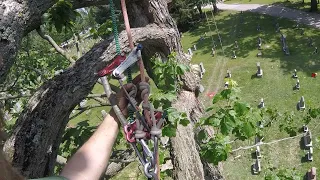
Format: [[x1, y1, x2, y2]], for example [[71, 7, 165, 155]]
[[0, 0, 108, 86], [3, 0, 223, 179]]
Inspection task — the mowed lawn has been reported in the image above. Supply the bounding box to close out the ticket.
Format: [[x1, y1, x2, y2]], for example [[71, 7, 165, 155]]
[[181, 10, 320, 179]]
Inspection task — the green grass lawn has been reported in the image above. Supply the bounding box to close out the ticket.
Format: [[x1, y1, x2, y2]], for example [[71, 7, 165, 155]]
[[181, 10, 320, 179]]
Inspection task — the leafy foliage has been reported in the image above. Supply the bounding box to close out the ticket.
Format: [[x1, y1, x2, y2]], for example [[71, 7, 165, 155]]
[[264, 168, 302, 180], [197, 80, 263, 164], [46, 0, 80, 33], [150, 52, 190, 137]]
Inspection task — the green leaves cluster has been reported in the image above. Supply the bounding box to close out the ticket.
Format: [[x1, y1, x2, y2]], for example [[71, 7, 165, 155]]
[[264, 168, 302, 180], [59, 121, 97, 159], [46, 0, 80, 33], [150, 52, 190, 137], [197, 79, 262, 164]]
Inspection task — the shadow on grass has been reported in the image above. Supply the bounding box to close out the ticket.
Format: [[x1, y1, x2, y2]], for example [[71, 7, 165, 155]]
[[187, 9, 320, 74], [299, 137, 305, 150]]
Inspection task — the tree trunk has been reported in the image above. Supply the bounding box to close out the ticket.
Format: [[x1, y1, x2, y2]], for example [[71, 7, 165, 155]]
[[4, 0, 223, 179], [197, 4, 203, 17], [310, 0, 318, 11]]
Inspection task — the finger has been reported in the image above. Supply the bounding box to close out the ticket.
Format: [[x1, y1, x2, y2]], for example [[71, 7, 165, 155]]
[[120, 83, 134, 93], [132, 74, 150, 84]]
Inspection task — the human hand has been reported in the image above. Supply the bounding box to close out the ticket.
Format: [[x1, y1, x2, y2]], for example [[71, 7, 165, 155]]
[[116, 74, 149, 118]]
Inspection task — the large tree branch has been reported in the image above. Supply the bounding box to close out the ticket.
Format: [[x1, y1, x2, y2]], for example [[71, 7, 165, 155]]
[[36, 28, 76, 64], [0, 0, 110, 85], [4, 24, 181, 178]]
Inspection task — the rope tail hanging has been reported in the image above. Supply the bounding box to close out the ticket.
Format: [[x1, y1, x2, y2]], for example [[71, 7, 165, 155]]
[[97, 0, 163, 179], [119, 0, 160, 178]]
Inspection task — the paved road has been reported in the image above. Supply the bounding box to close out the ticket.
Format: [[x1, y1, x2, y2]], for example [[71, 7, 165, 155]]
[[203, 3, 320, 28]]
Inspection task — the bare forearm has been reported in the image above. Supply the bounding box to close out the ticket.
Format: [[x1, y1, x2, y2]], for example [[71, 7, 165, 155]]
[[61, 114, 119, 180]]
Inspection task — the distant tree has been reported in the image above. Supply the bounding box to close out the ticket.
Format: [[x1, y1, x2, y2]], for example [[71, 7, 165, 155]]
[[310, 0, 318, 11]]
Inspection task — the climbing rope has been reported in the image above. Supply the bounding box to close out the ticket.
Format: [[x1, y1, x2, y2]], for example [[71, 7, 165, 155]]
[[202, 0, 217, 49], [209, 1, 226, 56], [98, 0, 163, 179]]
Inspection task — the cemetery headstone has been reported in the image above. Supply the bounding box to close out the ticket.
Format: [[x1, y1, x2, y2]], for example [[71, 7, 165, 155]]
[[295, 79, 300, 90], [307, 147, 313, 161], [199, 36, 204, 42], [212, 48, 216, 57], [193, 44, 197, 51], [256, 146, 262, 159], [303, 125, 309, 133], [188, 48, 193, 56], [252, 159, 261, 174], [301, 29, 304, 35], [258, 37, 262, 50], [199, 62, 205, 79], [224, 81, 229, 89], [313, 47, 318, 54], [226, 69, 231, 78], [259, 98, 265, 108], [285, 46, 290, 55], [256, 62, 263, 77], [234, 40, 239, 49], [304, 130, 312, 148], [299, 96, 306, 110], [257, 51, 262, 57], [232, 51, 237, 59], [257, 24, 261, 31], [292, 69, 298, 78]]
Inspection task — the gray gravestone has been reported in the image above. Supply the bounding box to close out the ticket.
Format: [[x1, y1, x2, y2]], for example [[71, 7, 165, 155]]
[[258, 37, 262, 50], [296, 79, 300, 90], [232, 51, 237, 59], [299, 96, 305, 110], [292, 69, 298, 78], [313, 47, 318, 54], [193, 44, 197, 51], [226, 69, 231, 78], [259, 98, 265, 108], [234, 40, 239, 49], [188, 48, 193, 56], [256, 62, 263, 77]]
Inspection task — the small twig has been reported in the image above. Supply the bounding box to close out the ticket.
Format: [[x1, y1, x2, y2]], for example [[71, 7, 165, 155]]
[[36, 27, 75, 64]]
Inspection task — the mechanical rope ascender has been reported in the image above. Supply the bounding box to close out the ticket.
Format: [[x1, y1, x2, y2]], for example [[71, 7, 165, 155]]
[[97, 0, 164, 179]]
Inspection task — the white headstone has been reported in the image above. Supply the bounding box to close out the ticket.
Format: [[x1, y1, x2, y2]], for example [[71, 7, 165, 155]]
[[188, 48, 193, 56], [199, 62, 205, 74], [232, 51, 237, 59], [193, 44, 197, 51], [296, 79, 300, 89], [259, 98, 265, 108], [256, 62, 263, 77], [299, 96, 305, 110]]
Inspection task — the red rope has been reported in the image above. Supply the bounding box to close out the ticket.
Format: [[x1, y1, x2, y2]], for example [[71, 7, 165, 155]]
[[120, 0, 160, 179]]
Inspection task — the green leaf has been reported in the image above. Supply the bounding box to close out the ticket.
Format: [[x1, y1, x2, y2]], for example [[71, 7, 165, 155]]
[[212, 94, 222, 104], [176, 64, 189, 75], [242, 122, 255, 138], [162, 125, 176, 137], [198, 129, 207, 142], [221, 89, 232, 99], [234, 102, 250, 116], [179, 119, 190, 126]]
